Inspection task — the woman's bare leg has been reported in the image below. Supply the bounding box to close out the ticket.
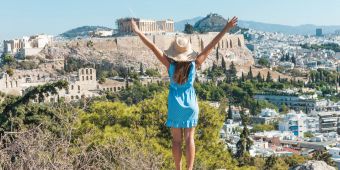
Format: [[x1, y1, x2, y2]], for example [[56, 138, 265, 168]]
[[184, 128, 195, 170], [171, 128, 183, 170]]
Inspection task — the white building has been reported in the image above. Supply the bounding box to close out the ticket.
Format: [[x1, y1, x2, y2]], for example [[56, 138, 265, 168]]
[[279, 111, 308, 137], [3, 34, 53, 58], [252, 108, 280, 124]]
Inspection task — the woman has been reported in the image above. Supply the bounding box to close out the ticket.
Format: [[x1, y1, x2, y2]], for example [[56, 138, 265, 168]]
[[131, 16, 238, 170]]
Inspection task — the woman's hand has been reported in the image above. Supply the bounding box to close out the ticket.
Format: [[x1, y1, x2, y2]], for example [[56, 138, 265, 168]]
[[225, 16, 238, 31], [131, 19, 141, 34]]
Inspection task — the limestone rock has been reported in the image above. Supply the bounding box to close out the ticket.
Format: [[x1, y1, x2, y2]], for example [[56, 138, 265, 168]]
[[290, 160, 336, 170], [38, 34, 254, 77]]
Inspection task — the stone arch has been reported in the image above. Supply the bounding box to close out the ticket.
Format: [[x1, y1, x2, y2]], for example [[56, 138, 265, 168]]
[[226, 39, 229, 48], [230, 39, 233, 48], [238, 38, 242, 47]]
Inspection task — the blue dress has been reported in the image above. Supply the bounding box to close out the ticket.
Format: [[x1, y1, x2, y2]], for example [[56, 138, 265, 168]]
[[166, 61, 199, 128]]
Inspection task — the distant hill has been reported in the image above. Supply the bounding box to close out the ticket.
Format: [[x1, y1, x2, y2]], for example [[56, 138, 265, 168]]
[[175, 15, 340, 35], [175, 14, 245, 33], [59, 26, 112, 39], [174, 16, 204, 32], [194, 13, 228, 33], [238, 20, 340, 35]]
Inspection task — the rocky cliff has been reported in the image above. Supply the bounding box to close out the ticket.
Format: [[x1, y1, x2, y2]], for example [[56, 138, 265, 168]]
[[37, 33, 254, 76]]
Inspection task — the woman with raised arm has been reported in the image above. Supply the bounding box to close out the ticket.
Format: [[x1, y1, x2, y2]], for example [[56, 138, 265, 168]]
[[131, 16, 238, 170]]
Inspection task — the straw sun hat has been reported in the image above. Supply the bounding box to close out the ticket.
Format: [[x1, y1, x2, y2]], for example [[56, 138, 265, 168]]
[[164, 37, 198, 62]]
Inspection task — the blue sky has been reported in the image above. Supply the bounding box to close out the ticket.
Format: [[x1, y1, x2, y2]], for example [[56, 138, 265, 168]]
[[1, 0, 340, 40]]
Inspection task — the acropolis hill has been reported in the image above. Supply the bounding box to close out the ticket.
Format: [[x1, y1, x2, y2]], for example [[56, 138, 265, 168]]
[[39, 33, 255, 76]]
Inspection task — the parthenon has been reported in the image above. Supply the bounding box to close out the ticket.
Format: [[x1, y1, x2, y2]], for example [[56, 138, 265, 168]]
[[116, 18, 174, 34]]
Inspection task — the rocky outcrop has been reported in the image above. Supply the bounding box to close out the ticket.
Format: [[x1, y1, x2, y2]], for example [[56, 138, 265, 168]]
[[290, 160, 336, 170], [37, 33, 254, 77]]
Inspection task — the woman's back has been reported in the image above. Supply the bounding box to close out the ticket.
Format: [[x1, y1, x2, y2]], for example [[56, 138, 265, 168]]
[[166, 61, 199, 128], [168, 61, 196, 90]]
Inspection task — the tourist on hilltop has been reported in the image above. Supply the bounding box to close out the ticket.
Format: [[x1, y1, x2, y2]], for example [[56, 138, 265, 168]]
[[131, 16, 238, 170]]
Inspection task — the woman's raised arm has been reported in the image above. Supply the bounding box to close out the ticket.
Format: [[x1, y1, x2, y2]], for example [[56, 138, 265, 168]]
[[195, 16, 238, 67], [131, 19, 170, 69]]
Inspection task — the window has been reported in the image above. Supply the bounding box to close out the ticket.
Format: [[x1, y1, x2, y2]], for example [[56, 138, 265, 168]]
[[86, 76, 88, 80], [90, 76, 92, 80], [86, 69, 88, 74], [90, 69, 92, 74], [78, 85, 80, 90], [71, 85, 74, 90]]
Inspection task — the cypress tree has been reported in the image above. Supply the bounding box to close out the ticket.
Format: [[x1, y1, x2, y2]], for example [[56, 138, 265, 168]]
[[235, 109, 253, 165], [256, 72, 262, 82], [266, 71, 273, 82], [247, 66, 253, 80], [228, 104, 233, 120], [229, 61, 237, 80], [241, 72, 245, 82]]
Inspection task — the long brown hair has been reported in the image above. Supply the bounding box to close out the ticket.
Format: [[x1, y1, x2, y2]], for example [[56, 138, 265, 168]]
[[173, 62, 192, 84]]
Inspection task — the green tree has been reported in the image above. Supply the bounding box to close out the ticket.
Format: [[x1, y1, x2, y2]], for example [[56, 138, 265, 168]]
[[139, 62, 144, 75], [247, 66, 253, 80], [256, 72, 262, 82], [145, 68, 161, 77], [280, 103, 289, 114], [221, 56, 226, 70], [0, 80, 68, 132], [252, 124, 275, 132], [235, 109, 253, 166], [184, 23, 194, 34], [229, 61, 237, 80], [312, 150, 335, 167], [266, 71, 273, 82], [304, 132, 314, 138], [228, 104, 233, 120], [2, 53, 15, 65], [6, 68, 14, 76], [258, 58, 270, 67]]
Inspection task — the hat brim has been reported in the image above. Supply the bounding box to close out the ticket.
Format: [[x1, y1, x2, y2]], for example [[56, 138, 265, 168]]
[[164, 44, 198, 62]]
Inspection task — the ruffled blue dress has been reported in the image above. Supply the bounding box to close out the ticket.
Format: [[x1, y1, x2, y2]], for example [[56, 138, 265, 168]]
[[166, 61, 199, 128]]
